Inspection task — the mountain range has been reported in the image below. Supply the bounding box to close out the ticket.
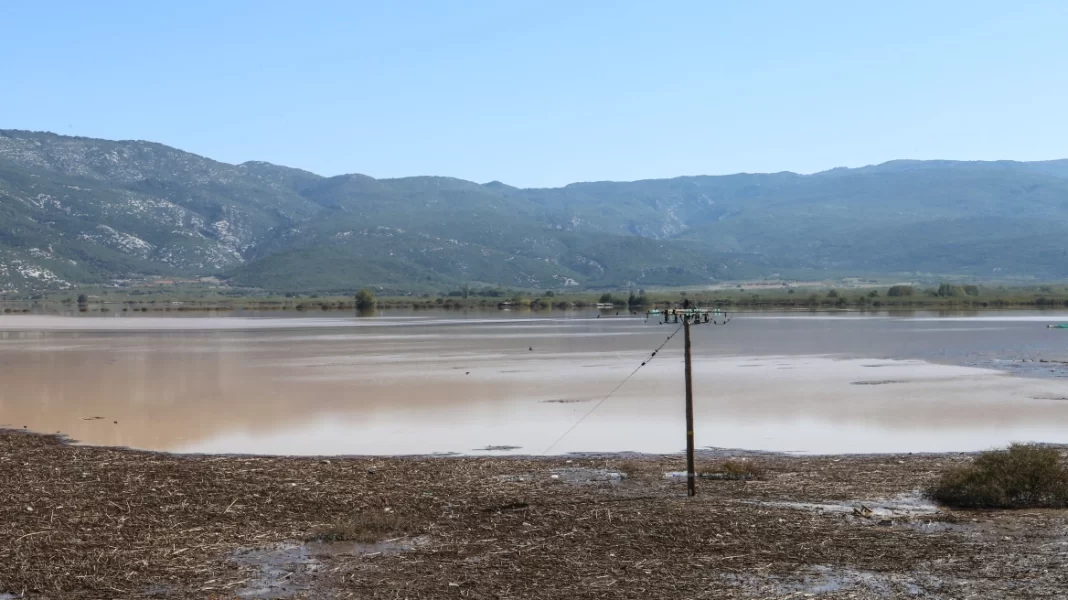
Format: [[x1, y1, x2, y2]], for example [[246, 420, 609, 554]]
[[2, 129, 1067, 293]]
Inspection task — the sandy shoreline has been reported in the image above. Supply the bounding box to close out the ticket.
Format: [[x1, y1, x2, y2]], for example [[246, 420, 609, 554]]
[[3, 429, 1067, 599]]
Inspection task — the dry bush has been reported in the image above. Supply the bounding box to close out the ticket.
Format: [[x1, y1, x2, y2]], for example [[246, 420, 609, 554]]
[[700, 459, 767, 481], [614, 458, 660, 479], [926, 444, 1068, 509]]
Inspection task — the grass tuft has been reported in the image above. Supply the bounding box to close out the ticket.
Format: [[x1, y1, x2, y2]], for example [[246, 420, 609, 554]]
[[615, 459, 659, 479], [308, 511, 409, 544], [701, 459, 767, 481]]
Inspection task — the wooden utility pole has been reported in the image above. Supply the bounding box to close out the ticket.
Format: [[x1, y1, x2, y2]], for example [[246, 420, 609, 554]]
[[683, 315, 696, 497]]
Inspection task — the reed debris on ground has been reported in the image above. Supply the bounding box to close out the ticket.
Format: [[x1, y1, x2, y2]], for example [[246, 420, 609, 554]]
[[3, 431, 1068, 598]]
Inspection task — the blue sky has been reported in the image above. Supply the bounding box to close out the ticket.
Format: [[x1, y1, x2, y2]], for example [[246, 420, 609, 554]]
[[3, 1, 1066, 187]]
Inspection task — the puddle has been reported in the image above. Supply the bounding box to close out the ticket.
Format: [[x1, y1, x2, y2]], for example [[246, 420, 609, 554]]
[[901, 519, 975, 534], [755, 492, 998, 536], [795, 565, 930, 596], [475, 445, 522, 451], [664, 470, 760, 481], [230, 536, 430, 598], [721, 565, 940, 597], [753, 492, 941, 521], [549, 467, 625, 483]]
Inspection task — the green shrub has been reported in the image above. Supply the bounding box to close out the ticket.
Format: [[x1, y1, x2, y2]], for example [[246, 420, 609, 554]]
[[926, 444, 1068, 509], [355, 288, 376, 311]]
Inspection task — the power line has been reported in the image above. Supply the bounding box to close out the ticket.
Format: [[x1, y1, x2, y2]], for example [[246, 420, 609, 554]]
[[542, 323, 685, 454]]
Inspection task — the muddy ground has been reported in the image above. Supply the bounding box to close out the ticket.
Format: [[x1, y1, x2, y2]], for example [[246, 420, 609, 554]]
[[2, 430, 1067, 599]]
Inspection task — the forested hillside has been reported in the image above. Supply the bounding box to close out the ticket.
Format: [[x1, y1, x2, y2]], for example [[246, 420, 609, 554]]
[[2, 129, 1067, 292]]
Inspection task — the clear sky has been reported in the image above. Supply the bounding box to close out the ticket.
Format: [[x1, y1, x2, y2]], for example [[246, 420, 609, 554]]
[[3, 1, 1066, 187]]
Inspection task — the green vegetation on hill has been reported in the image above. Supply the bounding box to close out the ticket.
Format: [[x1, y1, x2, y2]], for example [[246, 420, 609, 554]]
[[3, 129, 1068, 293]]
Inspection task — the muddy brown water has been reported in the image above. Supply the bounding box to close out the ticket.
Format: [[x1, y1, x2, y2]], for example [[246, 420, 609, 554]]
[[2, 310, 1068, 455]]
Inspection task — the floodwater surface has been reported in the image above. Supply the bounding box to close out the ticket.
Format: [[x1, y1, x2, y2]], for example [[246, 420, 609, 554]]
[[2, 310, 1068, 455]]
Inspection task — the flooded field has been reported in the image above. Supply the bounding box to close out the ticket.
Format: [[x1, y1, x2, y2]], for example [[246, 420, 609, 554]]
[[2, 310, 1068, 455]]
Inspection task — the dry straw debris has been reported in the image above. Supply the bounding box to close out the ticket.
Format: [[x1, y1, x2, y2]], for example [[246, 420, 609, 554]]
[[3, 431, 1068, 598]]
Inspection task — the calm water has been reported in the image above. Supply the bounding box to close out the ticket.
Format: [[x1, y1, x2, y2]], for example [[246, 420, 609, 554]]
[[2, 310, 1068, 455]]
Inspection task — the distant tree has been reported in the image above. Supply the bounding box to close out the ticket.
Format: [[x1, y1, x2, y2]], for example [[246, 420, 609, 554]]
[[887, 285, 915, 297], [461, 283, 471, 298], [355, 288, 376, 311], [599, 293, 613, 304], [963, 285, 981, 297], [937, 283, 967, 297], [787, 288, 796, 294], [544, 290, 555, 298], [827, 289, 839, 298], [868, 290, 879, 297], [76, 294, 88, 305]]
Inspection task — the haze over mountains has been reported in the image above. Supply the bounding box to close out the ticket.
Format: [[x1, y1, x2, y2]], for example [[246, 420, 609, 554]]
[[2, 129, 1067, 293]]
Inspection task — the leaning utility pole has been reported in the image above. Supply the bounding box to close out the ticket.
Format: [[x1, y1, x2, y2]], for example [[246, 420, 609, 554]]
[[683, 315, 696, 497]]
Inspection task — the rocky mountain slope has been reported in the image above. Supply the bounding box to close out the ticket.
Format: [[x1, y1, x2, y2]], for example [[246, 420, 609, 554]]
[[2, 129, 1067, 292]]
